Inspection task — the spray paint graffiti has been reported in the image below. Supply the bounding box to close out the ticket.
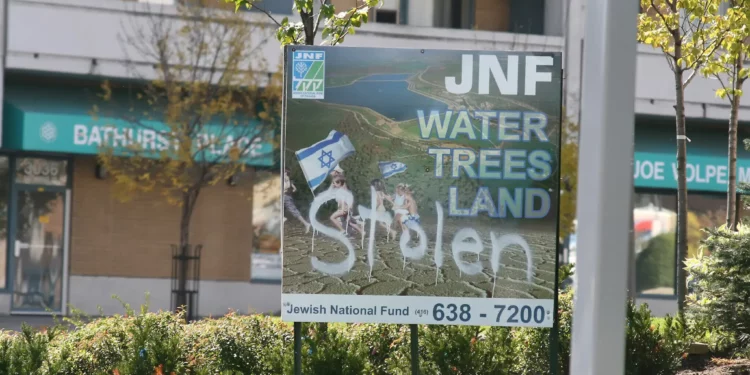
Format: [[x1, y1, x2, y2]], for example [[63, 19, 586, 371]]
[[308, 186, 534, 296]]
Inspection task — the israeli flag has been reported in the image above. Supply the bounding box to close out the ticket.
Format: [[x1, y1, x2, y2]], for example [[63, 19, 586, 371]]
[[295, 130, 356, 191], [379, 161, 407, 179]]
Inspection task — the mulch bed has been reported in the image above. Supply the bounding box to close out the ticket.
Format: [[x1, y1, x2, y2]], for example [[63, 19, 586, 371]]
[[678, 357, 750, 374]]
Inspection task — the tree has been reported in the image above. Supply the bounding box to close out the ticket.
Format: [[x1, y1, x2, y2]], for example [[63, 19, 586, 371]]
[[227, 0, 381, 336], [637, 0, 724, 311], [94, 4, 280, 315], [702, 0, 750, 230], [226, 0, 381, 46], [559, 111, 580, 241]]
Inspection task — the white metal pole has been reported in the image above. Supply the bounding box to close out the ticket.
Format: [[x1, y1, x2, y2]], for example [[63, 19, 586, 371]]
[[569, 0, 639, 373]]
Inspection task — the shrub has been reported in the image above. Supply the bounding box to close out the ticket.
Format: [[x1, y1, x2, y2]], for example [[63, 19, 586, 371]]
[[348, 324, 407, 374], [0, 324, 63, 375], [626, 302, 688, 375], [385, 325, 516, 375], [512, 289, 573, 375], [299, 323, 368, 375], [686, 224, 750, 353], [0, 265, 691, 375], [513, 264, 687, 375], [45, 316, 129, 375], [184, 312, 292, 374], [112, 303, 188, 375], [0, 330, 14, 372]]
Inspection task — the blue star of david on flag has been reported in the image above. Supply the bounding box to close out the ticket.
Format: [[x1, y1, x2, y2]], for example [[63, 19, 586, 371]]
[[295, 130, 356, 191], [318, 150, 335, 169], [378, 161, 407, 179]]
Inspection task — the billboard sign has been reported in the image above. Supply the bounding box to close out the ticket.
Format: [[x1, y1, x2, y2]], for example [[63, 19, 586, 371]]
[[281, 46, 562, 327]]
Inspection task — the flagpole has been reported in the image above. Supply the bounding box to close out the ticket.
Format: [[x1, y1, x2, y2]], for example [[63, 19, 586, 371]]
[[295, 131, 357, 256], [309, 186, 316, 252]]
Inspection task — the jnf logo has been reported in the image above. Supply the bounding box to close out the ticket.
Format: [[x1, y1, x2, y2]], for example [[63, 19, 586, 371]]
[[292, 50, 325, 100], [39, 122, 57, 143]]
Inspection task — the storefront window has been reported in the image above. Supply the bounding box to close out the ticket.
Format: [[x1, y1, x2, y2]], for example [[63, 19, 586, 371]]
[[634, 192, 677, 295], [15, 158, 67, 186], [250, 170, 282, 282], [687, 194, 728, 259]]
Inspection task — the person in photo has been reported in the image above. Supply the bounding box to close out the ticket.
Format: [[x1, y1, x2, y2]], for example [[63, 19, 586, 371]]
[[388, 183, 410, 232], [283, 168, 310, 233], [399, 184, 420, 229], [326, 165, 345, 191], [329, 175, 364, 235], [370, 178, 394, 240]]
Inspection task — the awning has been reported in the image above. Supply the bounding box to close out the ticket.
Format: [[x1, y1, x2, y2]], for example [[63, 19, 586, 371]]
[[634, 125, 750, 193], [2, 84, 275, 166]]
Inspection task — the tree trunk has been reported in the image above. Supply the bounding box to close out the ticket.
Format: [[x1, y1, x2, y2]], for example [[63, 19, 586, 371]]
[[674, 66, 689, 313], [176, 188, 199, 317], [727, 58, 743, 230], [301, 10, 315, 45], [735, 194, 743, 229]]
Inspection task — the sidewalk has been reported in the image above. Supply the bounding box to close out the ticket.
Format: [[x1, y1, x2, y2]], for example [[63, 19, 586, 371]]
[[0, 315, 62, 331]]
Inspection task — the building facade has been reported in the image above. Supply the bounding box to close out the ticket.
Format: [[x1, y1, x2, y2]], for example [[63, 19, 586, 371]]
[[0, 0, 744, 318]]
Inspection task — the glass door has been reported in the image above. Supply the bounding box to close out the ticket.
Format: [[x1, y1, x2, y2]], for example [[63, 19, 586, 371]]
[[10, 157, 70, 314]]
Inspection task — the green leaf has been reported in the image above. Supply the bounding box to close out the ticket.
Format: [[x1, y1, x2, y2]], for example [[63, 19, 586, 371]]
[[716, 88, 728, 98], [351, 15, 362, 27], [321, 3, 335, 19]]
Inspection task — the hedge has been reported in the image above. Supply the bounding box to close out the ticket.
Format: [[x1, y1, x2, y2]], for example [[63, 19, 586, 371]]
[[0, 288, 691, 375]]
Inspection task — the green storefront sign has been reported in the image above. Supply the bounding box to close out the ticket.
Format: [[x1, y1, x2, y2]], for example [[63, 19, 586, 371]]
[[633, 126, 750, 193], [2, 85, 274, 166]]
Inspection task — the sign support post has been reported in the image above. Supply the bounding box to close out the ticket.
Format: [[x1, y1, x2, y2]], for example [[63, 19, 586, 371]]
[[294, 322, 302, 375], [410, 324, 419, 375], [548, 67, 566, 375], [569, 0, 638, 374]]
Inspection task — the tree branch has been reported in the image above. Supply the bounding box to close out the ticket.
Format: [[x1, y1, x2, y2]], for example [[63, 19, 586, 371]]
[[683, 69, 700, 87], [251, 4, 283, 27], [665, 53, 677, 72], [313, 6, 324, 37], [329, 4, 369, 45], [652, 0, 678, 35], [714, 72, 733, 102], [686, 35, 724, 82]]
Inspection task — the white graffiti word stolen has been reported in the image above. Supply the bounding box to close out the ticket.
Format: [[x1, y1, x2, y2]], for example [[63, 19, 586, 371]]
[[308, 187, 535, 292]]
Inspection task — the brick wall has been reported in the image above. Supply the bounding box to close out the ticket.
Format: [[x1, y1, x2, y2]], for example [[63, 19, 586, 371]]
[[70, 156, 254, 282], [474, 0, 510, 32]]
